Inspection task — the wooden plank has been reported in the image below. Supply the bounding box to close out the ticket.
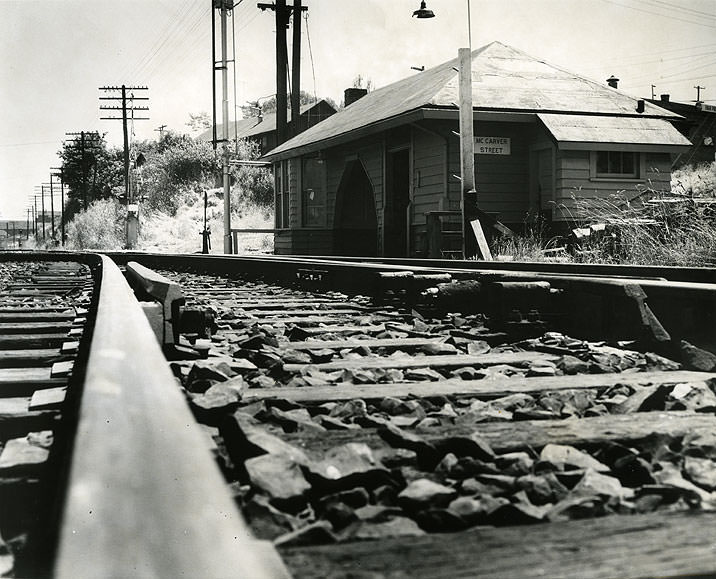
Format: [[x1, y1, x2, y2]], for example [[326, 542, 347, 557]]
[[282, 351, 558, 372], [235, 316, 393, 325], [0, 348, 63, 367], [243, 369, 716, 403], [284, 337, 451, 351], [0, 306, 78, 313], [0, 312, 75, 322], [280, 510, 716, 579], [0, 367, 52, 382], [227, 300, 358, 309], [239, 308, 371, 316], [29, 387, 66, 411], [0, 378, 67, 397], [0, 322, 72, 334], [0, 396, 30, 415], [301, 325, 386, 335], [0, 411, 58, 438], [469, 219, 493, 261], [278, 412, 716, 457], [0, 335, 70, 349]]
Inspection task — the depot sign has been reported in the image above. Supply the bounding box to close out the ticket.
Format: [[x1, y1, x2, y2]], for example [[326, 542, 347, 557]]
[[475, 136, 511, 155]]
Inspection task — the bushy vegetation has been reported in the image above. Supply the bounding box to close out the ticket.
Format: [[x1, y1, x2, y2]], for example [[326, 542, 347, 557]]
[[65, 198, 127, 250], [54, 122, 274, 252], [140, 132, 219, 216], [493, 161, 716, 267]]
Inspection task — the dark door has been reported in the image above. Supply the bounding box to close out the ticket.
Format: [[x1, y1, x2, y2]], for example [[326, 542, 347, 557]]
[[334, 160, 378, 256], [384, 149, 410, 257]]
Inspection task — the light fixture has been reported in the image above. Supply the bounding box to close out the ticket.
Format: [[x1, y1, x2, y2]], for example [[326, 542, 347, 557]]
[[412, 1, 435, 18]]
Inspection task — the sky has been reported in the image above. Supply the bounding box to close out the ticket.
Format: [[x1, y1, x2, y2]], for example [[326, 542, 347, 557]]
[[1, 0, 715, 219]]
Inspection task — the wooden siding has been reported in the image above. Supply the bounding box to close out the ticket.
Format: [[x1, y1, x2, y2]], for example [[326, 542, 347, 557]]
[[554, 151, 673, 220], [274, 229, 334, 255]]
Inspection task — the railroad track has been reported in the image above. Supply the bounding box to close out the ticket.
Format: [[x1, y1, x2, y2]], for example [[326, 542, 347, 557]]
[[0, 257, 93, 577], [139, 256, 716, 578], [2, 251, 716, 578]]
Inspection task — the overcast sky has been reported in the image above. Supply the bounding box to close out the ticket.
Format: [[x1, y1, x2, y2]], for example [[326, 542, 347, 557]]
[[1, 0, 715, 219]]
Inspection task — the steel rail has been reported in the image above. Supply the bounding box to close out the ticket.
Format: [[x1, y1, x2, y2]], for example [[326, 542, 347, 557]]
[[104, 251, 716, 354], [52, 255, 288, 578]]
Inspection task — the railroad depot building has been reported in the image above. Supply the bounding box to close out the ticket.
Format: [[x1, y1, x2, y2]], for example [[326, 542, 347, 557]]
[[263, 41, 691, 257]]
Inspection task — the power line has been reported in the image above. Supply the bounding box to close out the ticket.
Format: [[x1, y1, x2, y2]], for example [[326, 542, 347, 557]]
[[637, 0, 716, 21], [599, 0, 716, 29], [304, 10, 317, 102]]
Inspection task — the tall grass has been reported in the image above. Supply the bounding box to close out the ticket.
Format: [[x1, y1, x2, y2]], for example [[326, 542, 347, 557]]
[[492, 162, 716, 266], [568, 192, 716, 266]]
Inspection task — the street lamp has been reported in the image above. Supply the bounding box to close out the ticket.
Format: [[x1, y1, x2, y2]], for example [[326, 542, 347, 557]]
[[412, 1, 435, 18]]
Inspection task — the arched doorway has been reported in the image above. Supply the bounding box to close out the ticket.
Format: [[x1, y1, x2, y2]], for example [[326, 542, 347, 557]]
[[334, 160, 378, 256]]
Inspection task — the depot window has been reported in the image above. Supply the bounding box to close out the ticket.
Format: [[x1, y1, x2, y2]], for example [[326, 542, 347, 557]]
[[301, 157, 326, 227], [595, 151, 639, 178]]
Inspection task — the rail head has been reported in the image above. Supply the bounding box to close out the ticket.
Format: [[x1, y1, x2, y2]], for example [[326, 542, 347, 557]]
[[55, 255, 289, 578]]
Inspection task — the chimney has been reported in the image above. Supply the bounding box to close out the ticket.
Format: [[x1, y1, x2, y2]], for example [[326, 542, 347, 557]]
[[606, 75, 619, 89], [660, 94, 670, 103], [344, 87, 368, 107], [636, 99, 645, 113]]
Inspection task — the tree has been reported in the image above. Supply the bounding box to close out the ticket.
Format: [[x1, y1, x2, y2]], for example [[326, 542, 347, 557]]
[[58, 136, 124, 222], [241, 91, 322, 118], [140, 134, 219, 215], [230, 139, 273, 209], [186, 112, 212, 136]]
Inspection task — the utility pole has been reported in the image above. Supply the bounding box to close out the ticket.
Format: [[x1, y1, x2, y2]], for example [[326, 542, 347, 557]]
[[33, 196, 38, 238], [651, 84, 656, 100], [258, 0, 307, 145], [291, 0, 302, 137], [65, 131, 102, 210], [50, 167, 65, 245], [48, 173, 57, 242], [155, 124, 167, 140], [213, 0, 234, 253], [99, 85, 149, 248], [457, 47, 491, 260], [695, 85, 706, 105], [39, 186, 46, 241]]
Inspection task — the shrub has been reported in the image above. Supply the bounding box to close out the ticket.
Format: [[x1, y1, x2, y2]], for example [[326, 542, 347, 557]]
[[65, 199, 126, 250]]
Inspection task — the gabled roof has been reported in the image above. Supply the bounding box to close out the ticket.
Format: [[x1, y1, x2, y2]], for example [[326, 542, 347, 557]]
[[264, 41, 680, 160], [199, 100, 334, 141]]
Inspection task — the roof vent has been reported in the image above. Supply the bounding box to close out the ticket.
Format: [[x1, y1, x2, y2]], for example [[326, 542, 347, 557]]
[[606, 75, 619, 89], [344, 88, 368, 107]]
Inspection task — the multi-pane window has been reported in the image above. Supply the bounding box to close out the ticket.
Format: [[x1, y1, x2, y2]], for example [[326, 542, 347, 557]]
[[302, 158, 326, 227], [274, 161, 289, 229], [596, 151, 638, 178]]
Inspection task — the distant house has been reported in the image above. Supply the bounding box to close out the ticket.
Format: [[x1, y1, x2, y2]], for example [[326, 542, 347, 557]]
[[200, 100, 336, 154], [262, 41, 691, 257], [645, 95, 716, 168]]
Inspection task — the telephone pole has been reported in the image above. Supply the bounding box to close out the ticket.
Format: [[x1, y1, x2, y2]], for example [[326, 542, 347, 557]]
[[50, 167, 66, 244], [213, 0, 234, 253], [99, 85, 149, 248], [155, 124, 167, 140], [695, 85, 706, 105], [258, 1, 307, 143], [65, 131, 103, 210], [48, 174, 57, 241], [36, 186, 46, 241]]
